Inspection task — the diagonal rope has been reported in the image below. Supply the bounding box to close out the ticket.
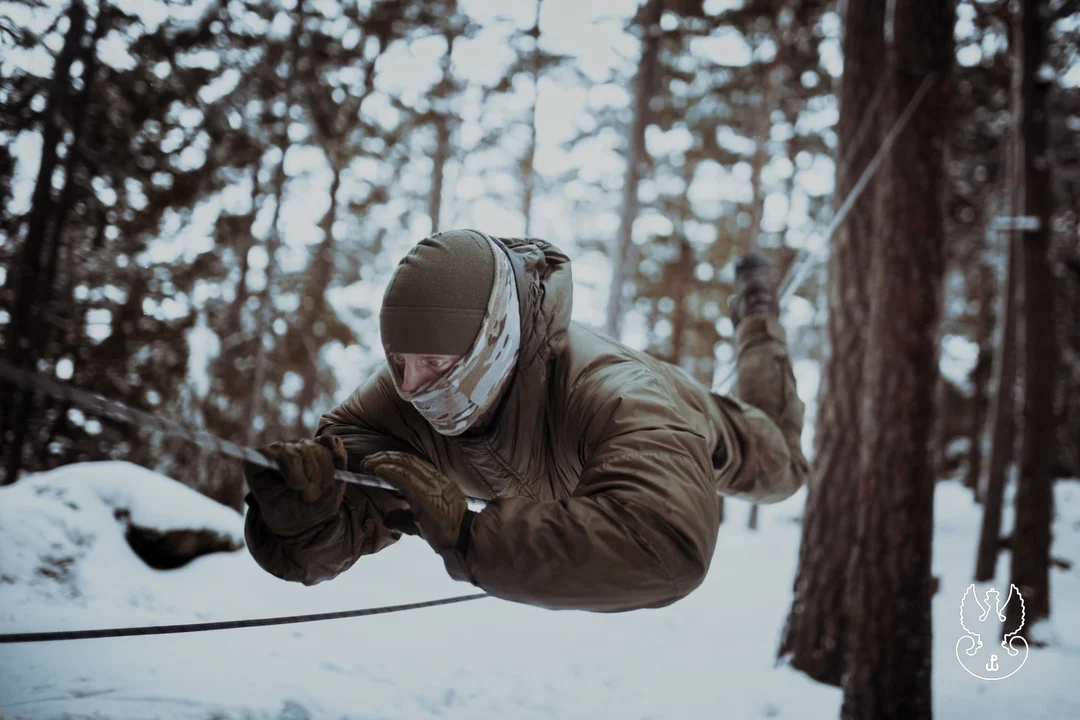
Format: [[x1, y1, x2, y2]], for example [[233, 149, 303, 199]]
[[0, 360, 487, 507], [832, 75, 889, 191], [0, 593, 490, 644], [780, 73, 936, 305], [717, 73, 936, 393], [771, 71, 887, 306]]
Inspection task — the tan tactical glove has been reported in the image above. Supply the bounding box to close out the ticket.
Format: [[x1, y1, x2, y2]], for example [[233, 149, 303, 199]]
[[360, 451, 471, 555], [244, 435, 347, 537]]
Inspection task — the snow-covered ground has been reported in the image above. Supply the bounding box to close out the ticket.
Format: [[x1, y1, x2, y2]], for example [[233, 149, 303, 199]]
[[1, 462, 1078, 720]]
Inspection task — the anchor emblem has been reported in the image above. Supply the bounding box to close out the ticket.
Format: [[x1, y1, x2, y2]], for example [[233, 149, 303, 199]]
[[986, 654, 999, 673]]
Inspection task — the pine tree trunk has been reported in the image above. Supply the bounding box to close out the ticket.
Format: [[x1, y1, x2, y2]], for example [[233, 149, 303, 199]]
[[1, 0, 88, 484], [963, 263, 996, 493], [1008, 0, 1054, 628], [777, 0, 884, 686], [929, 373, 949, 477], [841, 0, 954, 716], [246, 149, 287, 448], [606, 0, 662, 339], [292, 163, 342, 437], [430, 117, 449, 234], [522, 0, 542, 236], [745, 60, 772, 532], [24, 10, 105, 473], [1057, 259, 1080, 478], [244, 1, 308, 447], [429, 21, 457, 235], [975, 233, 1019, 581], [225, 173, 261, 349], [668, 236, 691, 364]]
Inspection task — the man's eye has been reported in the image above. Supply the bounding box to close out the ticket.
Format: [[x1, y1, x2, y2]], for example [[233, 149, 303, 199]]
[[389, 354, 404, 366], [425, 359, 448, 368]]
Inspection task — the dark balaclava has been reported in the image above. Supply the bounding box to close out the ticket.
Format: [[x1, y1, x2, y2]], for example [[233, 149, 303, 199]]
[[380, 229, 521, 436]]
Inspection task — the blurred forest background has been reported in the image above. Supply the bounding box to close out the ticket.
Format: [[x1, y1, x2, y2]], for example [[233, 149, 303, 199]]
[[3, 0, 1074, 504], [1, 0, 1078, 715]]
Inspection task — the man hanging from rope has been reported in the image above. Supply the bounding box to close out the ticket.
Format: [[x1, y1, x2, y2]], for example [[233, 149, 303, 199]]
[[243, 230, 810, 612]]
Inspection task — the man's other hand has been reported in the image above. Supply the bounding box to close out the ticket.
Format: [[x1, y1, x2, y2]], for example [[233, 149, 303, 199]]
[[361, 451, 468, 554], [244, 436, 347, 537]]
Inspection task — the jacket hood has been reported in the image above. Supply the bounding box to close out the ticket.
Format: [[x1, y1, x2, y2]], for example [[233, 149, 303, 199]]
[[491, 234, 573, 370], [454, 231, 571, 439]]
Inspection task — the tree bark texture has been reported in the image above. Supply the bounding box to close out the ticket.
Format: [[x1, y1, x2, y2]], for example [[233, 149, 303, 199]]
[[975, 238, 1019, 581], [962, 263, 996, 493], [777, 0, 884, 687], [1008, 0, 1055, 627], [429, 22, 457, 236], [245, 148, 287, 448], [1, 0, 88, 484], [522, 0, 542, 236], [841, 0, 955, 717], [1056, 259, 1080, 478], [605, 0, 662, 339], [430, 117, 449, 234], [292, 163, 342, 437]]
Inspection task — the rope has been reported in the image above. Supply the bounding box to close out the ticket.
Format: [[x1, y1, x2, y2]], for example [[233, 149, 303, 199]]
[[0, 360, 487, 507], [0, 594, 490, 644], [769, 70, 888, 307], [716, 73, 937, 393], [0, 361, 493, 642]]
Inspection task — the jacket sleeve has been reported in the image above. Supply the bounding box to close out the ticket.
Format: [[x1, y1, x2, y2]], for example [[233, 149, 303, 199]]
[[447, 365, 721, 612], [244, 369, 413, 585]]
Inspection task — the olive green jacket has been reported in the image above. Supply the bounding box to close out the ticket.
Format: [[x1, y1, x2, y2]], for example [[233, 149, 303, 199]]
[[245, 236, 802, 612]]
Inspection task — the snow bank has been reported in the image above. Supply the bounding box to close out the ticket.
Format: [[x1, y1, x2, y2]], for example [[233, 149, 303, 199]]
[[0, 461, 243, 609], [11, 461, 243, 537]]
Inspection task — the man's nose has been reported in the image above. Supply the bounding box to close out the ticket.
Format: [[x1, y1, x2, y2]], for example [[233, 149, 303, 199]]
[[401, 362, 423, 393]]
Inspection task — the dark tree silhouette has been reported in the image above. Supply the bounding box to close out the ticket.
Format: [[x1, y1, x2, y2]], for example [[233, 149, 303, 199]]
[[841, 0, 956, 717]]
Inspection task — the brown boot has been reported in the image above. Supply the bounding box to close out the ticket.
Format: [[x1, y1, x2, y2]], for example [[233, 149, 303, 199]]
[[729, 252, 780, 328]]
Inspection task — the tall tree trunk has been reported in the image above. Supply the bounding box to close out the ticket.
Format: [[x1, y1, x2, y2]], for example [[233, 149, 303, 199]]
[[246, 148, 287, 448], [245, 0, 309, 447], [24, 8, 106, 473], [430, 117, 449, 234], [667, 236, 691, 364], [1, 0, 88, 484], [975, 232, 1019, 580], [745, 59, 774, 532], [605, 0, 662, 339], [224, 172, 261, 351], [841, 1, 954, 717], [1008, 0, 1055, 628], [522, 0, 542, 236], [746, 98, 768, 255], [963, 263, 996, 493], [1057, 258, 1080, 478], [429, 18, 457, 235], [778, 0, 884, 686], [292, 163, 342, 437]]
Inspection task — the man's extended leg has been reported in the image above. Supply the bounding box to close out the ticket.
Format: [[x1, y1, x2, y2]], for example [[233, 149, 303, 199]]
[[713, 254, 811, 503]]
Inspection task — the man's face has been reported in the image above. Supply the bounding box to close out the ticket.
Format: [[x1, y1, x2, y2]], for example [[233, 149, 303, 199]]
[[388, 353, 463, 393]]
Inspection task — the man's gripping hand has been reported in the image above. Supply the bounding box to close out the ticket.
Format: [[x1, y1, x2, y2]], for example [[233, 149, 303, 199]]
[[361, 451, 470, 555], [244, 436, 348, 537]]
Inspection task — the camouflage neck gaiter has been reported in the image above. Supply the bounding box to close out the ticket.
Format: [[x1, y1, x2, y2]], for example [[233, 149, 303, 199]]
[[389, 235, 521, 436]]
